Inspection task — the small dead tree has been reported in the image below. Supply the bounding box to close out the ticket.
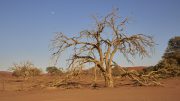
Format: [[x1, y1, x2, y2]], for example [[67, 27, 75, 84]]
[[51, 9, 155, 87]]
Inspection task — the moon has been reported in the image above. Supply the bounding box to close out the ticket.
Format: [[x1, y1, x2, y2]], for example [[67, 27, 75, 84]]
[[51, 11, 55, 15]]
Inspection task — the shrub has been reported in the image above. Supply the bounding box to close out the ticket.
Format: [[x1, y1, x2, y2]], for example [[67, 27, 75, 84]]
[[10, 61, 42, 78], [143, 66, 154, 73], [144, 37, 180, 78], [112, 66, 122, 76], [112, 66, 129, 77], [46, 66, 63, 76], [155, 59, 180, 77]]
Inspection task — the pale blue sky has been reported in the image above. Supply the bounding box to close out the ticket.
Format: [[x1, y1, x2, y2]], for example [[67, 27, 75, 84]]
[[0, 0, 180, 70]]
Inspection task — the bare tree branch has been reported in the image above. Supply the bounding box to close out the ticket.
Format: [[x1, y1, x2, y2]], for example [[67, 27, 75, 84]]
[[51, 9, 155, 87]]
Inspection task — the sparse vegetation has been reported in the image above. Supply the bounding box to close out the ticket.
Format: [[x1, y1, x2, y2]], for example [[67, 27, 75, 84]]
[[112, 66, 126, 77], [144, 36, 180, 78], [46, 66, 63, 76], [10, 61, 42, 78]]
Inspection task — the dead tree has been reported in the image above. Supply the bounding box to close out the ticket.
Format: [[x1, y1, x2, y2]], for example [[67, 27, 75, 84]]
[[51, 9, 155, 87]]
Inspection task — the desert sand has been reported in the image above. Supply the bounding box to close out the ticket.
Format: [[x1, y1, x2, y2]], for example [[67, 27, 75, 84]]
[[0, 74, 180, 101]]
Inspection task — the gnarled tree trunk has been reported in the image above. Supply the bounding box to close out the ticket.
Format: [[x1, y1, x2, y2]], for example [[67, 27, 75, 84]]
[[103, 67, 114, 87]]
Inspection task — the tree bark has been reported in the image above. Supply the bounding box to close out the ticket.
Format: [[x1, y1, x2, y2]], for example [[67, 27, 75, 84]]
[[93, 66, 97, 84], [103, 71, 114, 87], [108, 67, 114, 87]]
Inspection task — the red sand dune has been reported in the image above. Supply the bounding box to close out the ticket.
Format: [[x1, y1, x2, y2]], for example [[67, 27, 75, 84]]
[[126, 66, 146, 71], [0, 71, 12, 77]]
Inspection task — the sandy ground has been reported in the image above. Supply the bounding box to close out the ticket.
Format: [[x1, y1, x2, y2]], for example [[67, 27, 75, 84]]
[[0, 77, 180, 101]]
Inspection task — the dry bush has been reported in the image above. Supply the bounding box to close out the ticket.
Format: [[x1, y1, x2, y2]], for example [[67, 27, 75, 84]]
[[10, 61, 42, 78], [144, 36, 180, 79], [112, 66, 128, 77], [46, 66, 63, 76], [152, 59, 180, 78], [81, 67, 101, 76], [138, 36, 180, 86]]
